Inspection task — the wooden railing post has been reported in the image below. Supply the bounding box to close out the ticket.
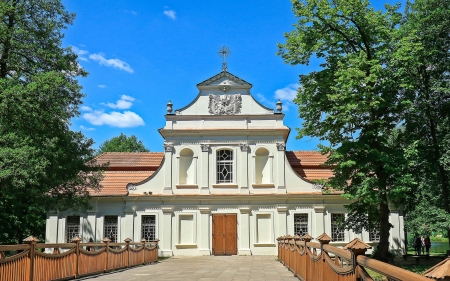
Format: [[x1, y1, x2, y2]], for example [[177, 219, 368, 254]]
[[24, 235, 40, 281], [141, 239, 146, 264], [316, 233, 331, 281], [124, 238, 131, 268], [103, 237, 111, 272], [72, 236, 82, 278], [343, 238, 372, 281]]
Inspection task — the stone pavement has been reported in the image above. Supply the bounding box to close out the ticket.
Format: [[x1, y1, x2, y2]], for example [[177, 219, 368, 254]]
[[81, 255, 298, 281]]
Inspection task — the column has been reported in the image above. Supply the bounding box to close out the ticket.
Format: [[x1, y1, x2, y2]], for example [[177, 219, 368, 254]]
[[313, 206, 325, 238], [239, 207, 251, 255], [198, 207, 211, 255], [45, 212, 58, 243], [277, 206, 288, 237], [240, 143, 249, 194], [161, 206, 173, 257], [163, 142, 174, 195], [83, 210, 97, 242], [200, 144, 210, 194], [276, 143, 286, 193]]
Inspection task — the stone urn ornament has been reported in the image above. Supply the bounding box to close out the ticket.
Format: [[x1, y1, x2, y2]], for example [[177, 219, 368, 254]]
[[167, 100, 173, 114]]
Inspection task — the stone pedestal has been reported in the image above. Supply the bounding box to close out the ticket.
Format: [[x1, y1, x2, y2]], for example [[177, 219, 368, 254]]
[[239, 207, 251, 255], [161, 207, 174, 257], [198, 207, 211, 255]]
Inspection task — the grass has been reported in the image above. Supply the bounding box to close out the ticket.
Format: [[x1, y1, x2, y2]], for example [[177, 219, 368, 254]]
[[157, 256, 171, 262], [366, 264, 432, 280], [430, 236, 449, 243]]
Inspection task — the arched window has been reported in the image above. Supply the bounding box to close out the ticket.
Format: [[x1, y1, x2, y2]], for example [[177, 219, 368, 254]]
[[255, 147, 270, 184], [217, 149, 233, 183], [179, 148, 195, 184]]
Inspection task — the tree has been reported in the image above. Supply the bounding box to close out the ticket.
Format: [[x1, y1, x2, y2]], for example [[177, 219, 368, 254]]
[[96, 133, 149, 155], [0, 0, 103, 244], [395, 0, 450, 245], [278, 0, 412, 259]]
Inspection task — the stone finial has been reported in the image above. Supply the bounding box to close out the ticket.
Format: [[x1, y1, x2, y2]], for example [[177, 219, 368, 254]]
[[124, 238, 132, 243], [167, 100, 173, 114], [301, 234, 313, 242], [316, 233, 332, 244], [276, 99, 282, 113], [71, 236, 82, 243], [102, 237, 111, 243], [343, 238, 371, 256], [23, 236, 40, 244]]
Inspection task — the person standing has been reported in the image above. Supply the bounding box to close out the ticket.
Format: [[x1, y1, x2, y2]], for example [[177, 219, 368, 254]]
[[414, 234, 422, 255], [421, 235, 426, 255], [424, 236, 431, 255]]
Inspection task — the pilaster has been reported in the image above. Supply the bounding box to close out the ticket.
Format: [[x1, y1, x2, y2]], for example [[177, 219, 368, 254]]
[[313, 206, 326, 238], [83, 210, 97, 242], [161, 206, 174, 257], [239, 207, 251, 255], [276, 143, 286, 193], [277, 206, 288, 238], [200, 144, 210, 194], [123, 206, 135, 242], [164, 142, 174, 194], [198, 207, 211, 255], [240, 143, 249, 194], [46, 212, 59, 243]]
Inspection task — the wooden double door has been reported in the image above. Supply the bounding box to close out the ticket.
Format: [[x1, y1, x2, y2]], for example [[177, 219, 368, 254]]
[[212, 214, 237, 255]]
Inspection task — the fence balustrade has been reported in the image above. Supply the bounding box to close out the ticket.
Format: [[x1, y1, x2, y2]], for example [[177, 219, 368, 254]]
[[278, 233, 432, 281], [0, 236, 159, 281]]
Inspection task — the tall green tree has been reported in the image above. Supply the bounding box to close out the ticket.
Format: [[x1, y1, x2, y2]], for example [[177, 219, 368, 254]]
[[395, 0, 450, 243], [278, 0, 412, 259], [96, 133, 149, 156], [0, 0, 103, 244]]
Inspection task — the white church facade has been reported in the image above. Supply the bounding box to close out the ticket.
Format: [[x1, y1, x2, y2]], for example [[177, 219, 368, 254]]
[[45, 69, 405, 256]]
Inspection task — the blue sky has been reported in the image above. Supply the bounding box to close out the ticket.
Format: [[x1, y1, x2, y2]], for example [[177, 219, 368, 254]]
[[63, 0, 402, 152]]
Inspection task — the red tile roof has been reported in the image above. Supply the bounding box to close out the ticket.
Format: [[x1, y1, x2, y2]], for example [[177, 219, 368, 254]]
[[92, 151, 333, 196], [285, 151, 334, 180]]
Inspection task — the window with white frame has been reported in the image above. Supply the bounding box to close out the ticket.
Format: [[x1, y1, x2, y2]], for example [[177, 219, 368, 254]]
[[331, 213, 345, 242], [65, 216, 80, 243], [141, 215, 156, 242], [217, 149, 233, 183], [103, 216, 118, 242], [294, 214, 309, 237], [369, 229, 380, 242]]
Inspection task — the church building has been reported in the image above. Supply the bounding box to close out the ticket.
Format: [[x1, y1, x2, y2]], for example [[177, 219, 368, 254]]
[[45, 67, 405, 256]]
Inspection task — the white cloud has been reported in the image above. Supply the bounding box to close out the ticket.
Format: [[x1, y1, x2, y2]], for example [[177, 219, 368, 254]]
[[83, 110, 145, 128], [71, 46, 89, 61], [273, 83, 300, 111], [274, 83, 299, 101], [103, 94, 135, 109], [163, 9, 176, 20], [98, 84, 106, 88], [256, 93, 268, 103], [80, 106, 92, 111], [80, 125, 95, 131], [89, 53, 134, 73]]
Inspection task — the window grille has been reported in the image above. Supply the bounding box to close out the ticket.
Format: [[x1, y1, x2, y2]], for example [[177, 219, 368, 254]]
[[369, 229, 380, 242], [65, 216, 80, 243], [141, 215, 156, 242], [217, 149, 233, 183], [294, 214, 308, 237], [331, 214, 345, 242], [103, 216, 118, 242]]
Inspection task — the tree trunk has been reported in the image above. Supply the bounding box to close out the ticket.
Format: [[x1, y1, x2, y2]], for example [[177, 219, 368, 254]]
[[375, 195, 391, 261]]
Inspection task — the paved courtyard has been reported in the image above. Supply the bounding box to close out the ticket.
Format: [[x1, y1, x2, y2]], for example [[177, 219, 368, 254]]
[[81, 256, 298, 281]]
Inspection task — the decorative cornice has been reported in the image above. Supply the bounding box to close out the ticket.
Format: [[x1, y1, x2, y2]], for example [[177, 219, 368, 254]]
[[277, 206, 288, 213], [197, 71, 251, 87], [239, 207, 251, 213], [239, 142, 249, 151], [276, 142, 286, 151], [200, 144, 210, 152], [199, 207, 211, 214], [162, 206, 173, 214], [313, 206, 326, 213], [163, 142, 174, 152]]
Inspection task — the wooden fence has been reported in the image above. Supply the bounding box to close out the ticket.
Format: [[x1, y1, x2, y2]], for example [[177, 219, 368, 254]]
[[278, 233, 432, 281], [0, 236, 159, 281]]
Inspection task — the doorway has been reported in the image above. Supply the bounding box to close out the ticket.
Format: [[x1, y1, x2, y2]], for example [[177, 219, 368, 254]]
[[212, 214, 237, 255]]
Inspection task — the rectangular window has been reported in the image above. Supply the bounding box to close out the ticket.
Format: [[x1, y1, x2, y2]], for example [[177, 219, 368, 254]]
[[141, 215, 156, 242], [294, 214, 309, 237], [331, 213, 345, 242], [103, 216, 118, 243], [369, 229, 380, 242], [217, 149, 233, 183], [65, 216, 80, 243]]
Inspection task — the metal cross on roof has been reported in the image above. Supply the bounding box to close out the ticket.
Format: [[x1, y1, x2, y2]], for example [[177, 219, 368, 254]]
[[218, 45, 230, 72]]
